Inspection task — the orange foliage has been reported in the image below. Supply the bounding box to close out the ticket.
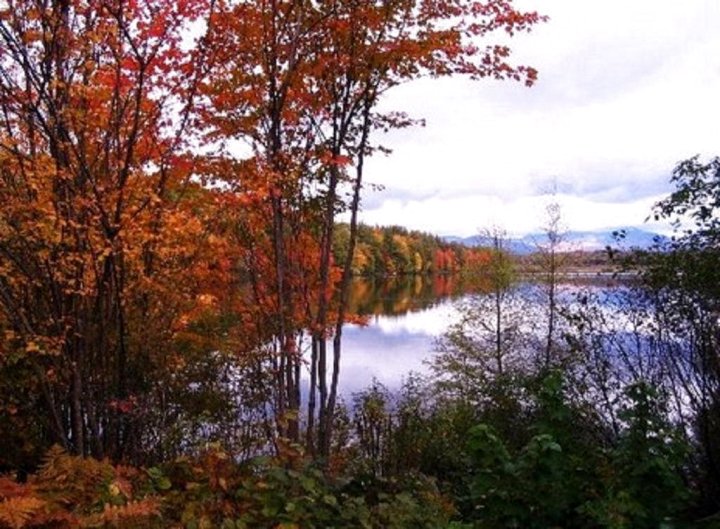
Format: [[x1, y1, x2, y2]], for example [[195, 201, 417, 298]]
[[0, 0, 225, 461], [433, 248, 458, 273], [0, 446, 161, 528]]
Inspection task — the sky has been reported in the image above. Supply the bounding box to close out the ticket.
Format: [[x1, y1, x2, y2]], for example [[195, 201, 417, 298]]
[[355, 0, 720, 237]]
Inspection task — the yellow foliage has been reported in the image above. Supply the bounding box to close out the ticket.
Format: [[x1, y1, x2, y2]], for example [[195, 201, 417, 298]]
[[38, 445, 113, 507], [0, 496, 45, 529], [0, 446, 165, 528], [80, 498, 161, 528]]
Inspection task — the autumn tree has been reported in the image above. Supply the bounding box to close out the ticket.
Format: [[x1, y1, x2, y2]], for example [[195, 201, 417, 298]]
[[0, 0, 215, 462], [199, 0, 544, 459]]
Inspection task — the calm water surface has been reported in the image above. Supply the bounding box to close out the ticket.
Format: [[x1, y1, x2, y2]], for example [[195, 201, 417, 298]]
[[339, 301, 459, 393], [336, 275, 473, 393], [336, 275, 627, 394]]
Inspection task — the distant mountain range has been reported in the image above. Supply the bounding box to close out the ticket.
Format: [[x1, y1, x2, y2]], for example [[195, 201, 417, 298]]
[[443, 227, 666, 255]]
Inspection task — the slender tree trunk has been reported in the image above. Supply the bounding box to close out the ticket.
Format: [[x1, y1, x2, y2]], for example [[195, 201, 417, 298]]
[[495, 287, 503, 375], [314, 161, 340, 456], [546, 264, 555, 367], [320, 98, 373, 459], [70, 359, 85, 455], [306, 340, 318, 453]]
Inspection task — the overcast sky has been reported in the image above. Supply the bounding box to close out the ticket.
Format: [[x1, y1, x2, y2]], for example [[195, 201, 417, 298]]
[[356, 0, 720, 237]]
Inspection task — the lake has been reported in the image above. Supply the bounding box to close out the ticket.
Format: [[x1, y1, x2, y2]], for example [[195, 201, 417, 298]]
[[335, 274, 631, 395], [339, 299, 459, 394]]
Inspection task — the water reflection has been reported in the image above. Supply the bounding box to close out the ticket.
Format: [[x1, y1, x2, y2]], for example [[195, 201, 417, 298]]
[[346, 274, 472, 317], [339, 302, 460, 394], [338, 275, 627, 393], [339, 276, 479, 393]]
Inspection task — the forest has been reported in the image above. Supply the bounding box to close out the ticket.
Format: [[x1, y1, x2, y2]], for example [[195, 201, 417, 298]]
[[335, 224, 494, 277], [0, 0, 718, 528]]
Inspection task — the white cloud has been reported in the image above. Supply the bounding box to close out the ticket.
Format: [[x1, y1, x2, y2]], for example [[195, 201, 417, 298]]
[[357, 0, 720, 236], [358, 192, 667, 237]]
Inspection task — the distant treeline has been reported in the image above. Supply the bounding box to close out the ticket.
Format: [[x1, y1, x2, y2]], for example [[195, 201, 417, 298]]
[[333, 224, 617, 278], [333, 223, 492, 277]]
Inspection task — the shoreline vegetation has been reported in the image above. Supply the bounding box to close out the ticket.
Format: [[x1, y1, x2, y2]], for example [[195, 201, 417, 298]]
[[337, 223, 625, 279], [6, 213, 717, 527]]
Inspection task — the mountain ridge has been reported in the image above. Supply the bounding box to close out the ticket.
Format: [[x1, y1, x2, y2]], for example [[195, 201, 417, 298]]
[[443, 227, 666, 255]]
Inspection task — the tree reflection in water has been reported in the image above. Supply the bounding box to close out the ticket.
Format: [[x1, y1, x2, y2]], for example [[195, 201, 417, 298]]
[[340, 275, 626, 393]]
